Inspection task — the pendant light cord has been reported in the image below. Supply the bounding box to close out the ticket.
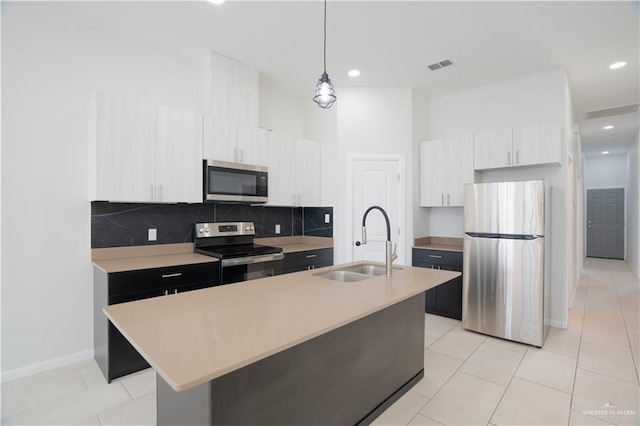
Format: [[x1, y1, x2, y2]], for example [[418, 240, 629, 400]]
[[323, 0, 327, 74]]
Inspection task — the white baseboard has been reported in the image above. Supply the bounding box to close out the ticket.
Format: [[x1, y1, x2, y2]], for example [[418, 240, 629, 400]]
[[549, 319, 568, 329], [2, 349, 94, 383]]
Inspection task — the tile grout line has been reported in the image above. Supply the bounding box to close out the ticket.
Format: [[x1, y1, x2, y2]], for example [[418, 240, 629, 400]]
[[485, 344, 530, 425]]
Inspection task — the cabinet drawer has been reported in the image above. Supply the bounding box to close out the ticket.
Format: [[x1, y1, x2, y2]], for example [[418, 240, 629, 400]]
[[109, 262, 219, 297], [283, 248, 333, 270], [412, 249, 462, 269]]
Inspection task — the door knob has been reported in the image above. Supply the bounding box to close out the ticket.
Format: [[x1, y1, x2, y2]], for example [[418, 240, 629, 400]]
[[355, 241, 361, 246]]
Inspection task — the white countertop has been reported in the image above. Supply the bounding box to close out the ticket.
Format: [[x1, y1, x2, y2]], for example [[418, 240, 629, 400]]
[[104, 261, 459, 392]]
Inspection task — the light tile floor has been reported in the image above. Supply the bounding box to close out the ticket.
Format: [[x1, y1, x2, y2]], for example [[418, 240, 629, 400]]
[[1, 258, 638, 425]]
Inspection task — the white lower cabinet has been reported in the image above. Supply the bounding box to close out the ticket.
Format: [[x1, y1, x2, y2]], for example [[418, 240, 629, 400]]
[[90, 91, 203, 203], [420, 134, 474, 207], [266, 132, 321, 207], [474, 121, 561, 170]]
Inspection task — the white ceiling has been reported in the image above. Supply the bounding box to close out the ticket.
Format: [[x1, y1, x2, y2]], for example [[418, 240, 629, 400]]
[[57, 0, 639, 156]]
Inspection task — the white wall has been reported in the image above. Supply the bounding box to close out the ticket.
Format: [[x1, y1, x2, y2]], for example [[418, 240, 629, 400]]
[[584, 154, 629, 189], [2, 3, 199, 378], [412, 93, 431, 239], [334, 88, 415, 266], [422, 68, 572, 328], [258, 84, 305, 137], [627, 125, 640, 277]]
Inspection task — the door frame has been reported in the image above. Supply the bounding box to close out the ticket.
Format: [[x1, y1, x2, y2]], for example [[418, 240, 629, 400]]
[[346, 153, 407, 264], [585, 187, 626, 260]]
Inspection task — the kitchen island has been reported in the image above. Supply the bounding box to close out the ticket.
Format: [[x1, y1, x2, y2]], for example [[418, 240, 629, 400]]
[[103, 261, 459, 425]]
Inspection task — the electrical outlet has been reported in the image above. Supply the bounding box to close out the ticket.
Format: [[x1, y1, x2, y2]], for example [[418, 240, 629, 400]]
[[148, 228, 157, 241], [325, 213, 331, 224], [275, 224, 281, 234]]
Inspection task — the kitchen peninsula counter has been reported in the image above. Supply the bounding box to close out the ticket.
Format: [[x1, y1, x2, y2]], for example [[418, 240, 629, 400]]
[[92, 243, 217, 273], [104, 262, 459, 425]]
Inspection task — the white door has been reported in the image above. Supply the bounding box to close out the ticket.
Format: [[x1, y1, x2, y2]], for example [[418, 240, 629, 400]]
[[352, 159, 403, 263]]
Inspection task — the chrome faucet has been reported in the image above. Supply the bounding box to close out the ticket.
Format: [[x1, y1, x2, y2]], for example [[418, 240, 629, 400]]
[[360, 205, 397, 276]]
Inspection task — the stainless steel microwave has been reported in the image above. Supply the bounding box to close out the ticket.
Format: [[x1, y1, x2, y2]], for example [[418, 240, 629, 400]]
[[203, 160, 268, 203]]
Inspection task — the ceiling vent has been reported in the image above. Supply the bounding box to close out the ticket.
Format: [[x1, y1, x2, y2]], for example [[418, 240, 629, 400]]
[[583, 104, 639, 120], [428, 59, 453, 71]]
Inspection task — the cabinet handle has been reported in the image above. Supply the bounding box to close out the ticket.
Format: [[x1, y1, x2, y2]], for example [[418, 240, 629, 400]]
[[447, 193, 450, 205], [164, 289, 169, 296], [297, 194, 301, 205], [233, 148, 238, 163], [150, 184, 154, 201], [515, 150, 519, 165], [174, 289, 178, 294], [161, 272, 182, 279], [306, 254, 317, 258], [157, 185, 162, 201], [429, 254, 443, 259], [441, 194, 444, 206], [508, 152, 512, 165], [239, 149, 244, 163], [293, 194, 296, 205]]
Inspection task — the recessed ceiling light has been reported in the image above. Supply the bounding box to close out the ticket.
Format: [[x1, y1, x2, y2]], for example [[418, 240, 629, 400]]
[[603, 125, 614, 130], [609, 61, 627, 69], [208, 0, 226, 4], [348, 70, 360, 78], [602, 151, 610, 154]]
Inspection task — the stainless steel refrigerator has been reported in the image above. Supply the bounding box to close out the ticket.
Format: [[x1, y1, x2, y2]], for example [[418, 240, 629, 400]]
[[462, 180, 550, 347]]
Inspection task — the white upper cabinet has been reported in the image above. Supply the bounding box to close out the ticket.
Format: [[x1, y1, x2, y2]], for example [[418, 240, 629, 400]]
[[90, 92, 156, 202], [266, 132, 321, 207], [473, 128, 513, 170], [474, 121, 561, 170], [155, 105, 203, 203], [90, 92, 203, 203], [420, 134, 474, 207], [202, 116, 268, 166], [296, 137, 321, 207], [513, 121, 562, 167], [199, 51, 259, 127]]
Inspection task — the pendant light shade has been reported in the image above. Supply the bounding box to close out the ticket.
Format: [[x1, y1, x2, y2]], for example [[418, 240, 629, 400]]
[[314, 72, 336, 109], [313, 0, 336, 108]]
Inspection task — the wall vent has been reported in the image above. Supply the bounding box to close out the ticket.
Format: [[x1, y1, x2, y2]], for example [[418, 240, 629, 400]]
[[584, 104, 639, 120], [428, 59, 453, 71]]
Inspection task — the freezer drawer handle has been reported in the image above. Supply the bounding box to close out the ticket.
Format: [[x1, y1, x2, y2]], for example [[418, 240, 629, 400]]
[[306, 254, 317, 258], [161, 273, 182, 279], [429, 254, 443, 259]]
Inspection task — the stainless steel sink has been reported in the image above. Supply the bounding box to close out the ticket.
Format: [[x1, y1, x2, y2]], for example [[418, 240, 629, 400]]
[[313, 263, 403, 282], [313, 270, 372, 282]]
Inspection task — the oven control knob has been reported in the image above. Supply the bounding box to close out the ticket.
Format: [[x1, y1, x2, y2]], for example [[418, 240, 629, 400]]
[[250, 226, 254, 231], [245, 226, 250, 231], [198, 228, 204, 234]]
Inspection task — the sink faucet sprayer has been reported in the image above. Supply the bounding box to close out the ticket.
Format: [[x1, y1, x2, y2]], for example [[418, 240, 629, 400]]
[[357, 206, 397, 276]]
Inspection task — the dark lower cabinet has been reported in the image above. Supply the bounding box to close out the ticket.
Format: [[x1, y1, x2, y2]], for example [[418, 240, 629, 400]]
[[412, 248, 463, 320], [94, 262, 219, 382], [283, 248, 333, 274]]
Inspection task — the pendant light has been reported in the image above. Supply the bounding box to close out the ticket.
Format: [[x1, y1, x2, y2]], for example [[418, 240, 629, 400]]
[[313, 0, 336, 108]]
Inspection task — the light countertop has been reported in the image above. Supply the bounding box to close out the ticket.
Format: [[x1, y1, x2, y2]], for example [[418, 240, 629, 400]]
[[255, 236, 333, 253], [413, 237, 463, 253], [104, 262, 459, 392], [92, 243, 217, 273]]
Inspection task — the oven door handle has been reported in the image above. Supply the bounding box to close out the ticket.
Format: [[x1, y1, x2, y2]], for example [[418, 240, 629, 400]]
[[221, 253, 284, 267]]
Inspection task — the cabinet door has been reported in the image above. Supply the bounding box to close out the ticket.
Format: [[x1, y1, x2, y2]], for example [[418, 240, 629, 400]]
[[513, 121, 561, 167], [296, 137, 321, 207], [202, 115, 238, 162], [420, 139, 447, 207], [94, 92, 157, 202], [237, 125, 268, 166], [155, 105, 203, 203], [444, 134, 474, 206], [473, 128, 513, 170], [266, 131, 296, 206]]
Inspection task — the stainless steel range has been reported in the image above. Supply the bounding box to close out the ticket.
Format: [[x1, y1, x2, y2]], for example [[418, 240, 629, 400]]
[[194, 222, 284, 284]]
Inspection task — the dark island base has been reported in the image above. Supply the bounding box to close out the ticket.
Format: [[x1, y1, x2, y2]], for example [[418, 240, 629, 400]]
[[158, 294, 425, 425]]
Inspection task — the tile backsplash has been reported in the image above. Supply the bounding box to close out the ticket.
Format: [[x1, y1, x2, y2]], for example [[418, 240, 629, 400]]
[[91, 202, 332, 248]]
